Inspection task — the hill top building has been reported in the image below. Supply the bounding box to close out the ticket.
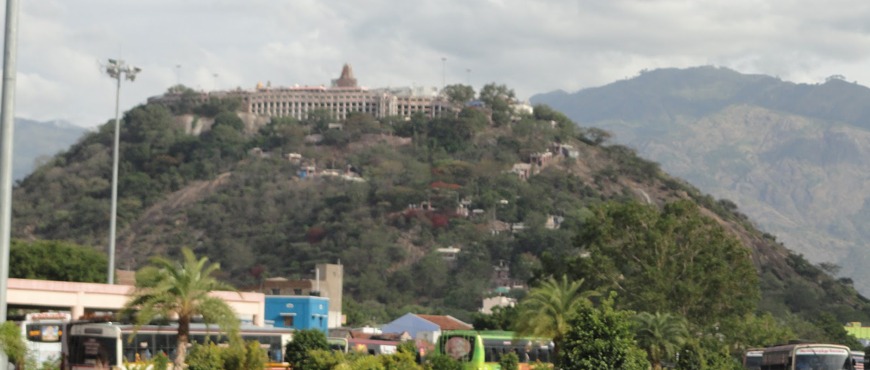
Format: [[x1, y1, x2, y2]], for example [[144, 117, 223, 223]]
[[149, 64, 449, 121]]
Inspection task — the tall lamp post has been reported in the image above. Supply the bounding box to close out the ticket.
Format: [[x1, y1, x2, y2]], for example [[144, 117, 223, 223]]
[[0, 0, 19, 367], [104, 59, 140, 284]]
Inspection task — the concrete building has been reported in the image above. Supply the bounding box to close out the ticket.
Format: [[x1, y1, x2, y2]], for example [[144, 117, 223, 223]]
[[148, 64, 450, 121], [264, 295, 329, 333], [380, 313, 472, 345], [258, 263, 344, 328], [5, 278, 266, 326], [480, 296, 517, 314]]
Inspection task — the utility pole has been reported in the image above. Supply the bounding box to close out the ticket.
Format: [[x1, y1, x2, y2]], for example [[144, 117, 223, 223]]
[[441, 57, 446, 90], [104, 59, 141, 284], [0, 0, 19, 367]]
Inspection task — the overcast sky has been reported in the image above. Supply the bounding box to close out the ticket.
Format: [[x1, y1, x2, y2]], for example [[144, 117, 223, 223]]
[[9, 0, 870, 127]]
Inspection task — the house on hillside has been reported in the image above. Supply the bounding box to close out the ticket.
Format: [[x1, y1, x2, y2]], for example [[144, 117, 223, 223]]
[[381, 313, 472, 344]]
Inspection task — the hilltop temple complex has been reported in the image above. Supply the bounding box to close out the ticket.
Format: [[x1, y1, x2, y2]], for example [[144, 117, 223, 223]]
[[149, 64, 450, 120]]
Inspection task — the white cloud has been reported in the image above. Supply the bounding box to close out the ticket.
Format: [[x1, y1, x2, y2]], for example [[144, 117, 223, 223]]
[[4, 0, 870, 126]]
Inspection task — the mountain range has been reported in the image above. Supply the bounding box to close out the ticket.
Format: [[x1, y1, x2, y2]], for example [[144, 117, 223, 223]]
[[531, 66, 870, 295], [13, 118, 88, 180]]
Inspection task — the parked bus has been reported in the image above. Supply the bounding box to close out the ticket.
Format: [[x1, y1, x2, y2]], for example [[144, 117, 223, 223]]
[[328, 337, 349, 352], [21, 312, 71, 365], [63, 322, 293, 370], [853, 351, 866, 370], [435, 330, 553, 370], [760, 343, 854, 370], [743, 348, 764, 370]]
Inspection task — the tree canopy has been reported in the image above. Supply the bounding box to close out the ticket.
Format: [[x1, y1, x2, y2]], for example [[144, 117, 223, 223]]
[[551, 200, 759, 325]]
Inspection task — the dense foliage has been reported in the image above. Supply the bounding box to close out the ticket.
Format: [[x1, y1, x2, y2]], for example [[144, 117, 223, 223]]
[[10, 239, 106, 282], [284, 329, 328, 369], [560, 295, 649, 370]]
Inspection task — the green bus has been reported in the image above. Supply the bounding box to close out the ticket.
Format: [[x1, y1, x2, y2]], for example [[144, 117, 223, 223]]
[[434, 330, 553, 369]]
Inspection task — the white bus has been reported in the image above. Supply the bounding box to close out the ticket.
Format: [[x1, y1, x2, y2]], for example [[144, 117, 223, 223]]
[[761, 343, 854, 370], [853, 351, 865, 370], [21, 312, 71, 365], [743, 348, 764, 370], [63, 322, 293, 370]]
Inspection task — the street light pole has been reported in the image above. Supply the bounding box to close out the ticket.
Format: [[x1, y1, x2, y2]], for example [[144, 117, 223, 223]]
[[104, 59, 140, 284], [441, 57, 446, 91], [0, 0, 19, 367]]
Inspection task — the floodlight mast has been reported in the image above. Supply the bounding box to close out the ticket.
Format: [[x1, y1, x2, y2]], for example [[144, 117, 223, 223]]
[[104, 58, 140, 284]]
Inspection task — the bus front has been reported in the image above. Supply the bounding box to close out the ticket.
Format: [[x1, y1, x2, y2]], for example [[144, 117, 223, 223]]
[[792, 345, 851, 370]]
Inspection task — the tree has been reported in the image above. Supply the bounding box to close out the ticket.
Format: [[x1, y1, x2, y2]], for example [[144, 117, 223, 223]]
[[284, 329, 328, 370], [514, 275, 598, 363], [471, 305, 518, 330], [442, 84, 476, 105], [564, 200, 759, 325], [10, 239, 106, 282], [479, 83, 516, 126], [561, 293, 649, 370], [122, 247, 240, 368], [633, 312, 689, 370], [0, 321, 26, 369]]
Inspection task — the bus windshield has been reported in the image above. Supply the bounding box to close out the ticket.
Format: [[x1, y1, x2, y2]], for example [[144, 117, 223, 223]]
[[67, 335, 118, 368], [793, 350, 850, 370]]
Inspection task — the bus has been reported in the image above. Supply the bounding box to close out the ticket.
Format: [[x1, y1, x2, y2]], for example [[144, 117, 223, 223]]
[[328, 337, 349, 352], [760, 343, 854, 370], [21, 312, 71, 365], [743, 348, 764, 370], [435, 330, 553, 370], [853, 351, 865, 370], [63, 322, 293, 370]]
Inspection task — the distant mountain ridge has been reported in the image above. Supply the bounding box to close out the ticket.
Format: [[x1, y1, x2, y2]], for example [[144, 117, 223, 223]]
[[532, 66, 870, 294], [13, 118, 88, 180]]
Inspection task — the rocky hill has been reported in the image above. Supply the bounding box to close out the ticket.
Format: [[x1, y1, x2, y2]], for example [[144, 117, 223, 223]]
[[9, 92, 870, 331], [532, 66, 870, 295]]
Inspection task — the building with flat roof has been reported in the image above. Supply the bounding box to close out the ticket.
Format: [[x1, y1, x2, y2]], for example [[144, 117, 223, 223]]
[[149, 64, 450, 121], [264, 295, 329, 333], [255, 263, 344, 328]]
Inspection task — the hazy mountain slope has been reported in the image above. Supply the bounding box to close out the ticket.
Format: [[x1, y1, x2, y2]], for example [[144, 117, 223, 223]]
[[13, 118, 88, 180], [532, 66, 870, 294]]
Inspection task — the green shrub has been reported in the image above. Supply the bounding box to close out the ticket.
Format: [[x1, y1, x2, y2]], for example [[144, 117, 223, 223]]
[[423, 353, 462, 370], [221, 342, 246, 370], [499, 351, 519, 370], [244, 340, 268, 370], [186, 342, 225, 370], [350, 355, 385, 370], [152, 351, 170, 370], [300, 349, 347, 370]]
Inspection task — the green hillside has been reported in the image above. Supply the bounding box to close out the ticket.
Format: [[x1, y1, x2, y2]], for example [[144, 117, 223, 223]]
[[10, 88, 870, 338]]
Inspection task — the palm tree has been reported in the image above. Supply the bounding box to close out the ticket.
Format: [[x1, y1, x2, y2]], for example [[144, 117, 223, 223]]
[[122, 247, 240, 368], [514, 275, 599, 363], [633, 311, 688, 370]]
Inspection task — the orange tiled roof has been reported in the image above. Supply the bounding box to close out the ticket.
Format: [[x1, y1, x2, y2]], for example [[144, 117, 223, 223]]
[[416, 314, 472, 330]]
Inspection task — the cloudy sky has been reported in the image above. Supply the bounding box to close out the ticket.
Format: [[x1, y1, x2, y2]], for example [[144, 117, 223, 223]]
[[9, 0, 870, 127]]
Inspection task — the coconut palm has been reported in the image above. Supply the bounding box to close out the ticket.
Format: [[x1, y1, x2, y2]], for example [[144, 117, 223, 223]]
[[633, 311, 689, 370], [122, 247, 240, 368], [514, 275, 599, 363]]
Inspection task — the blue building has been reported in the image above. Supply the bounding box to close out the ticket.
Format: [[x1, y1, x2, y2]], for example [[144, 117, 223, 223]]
[[264, 296, 329, 333]]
